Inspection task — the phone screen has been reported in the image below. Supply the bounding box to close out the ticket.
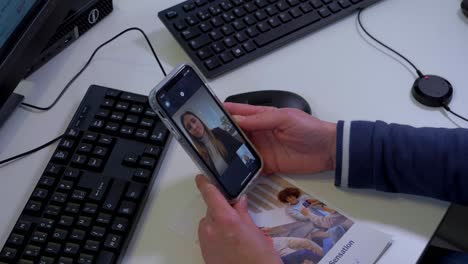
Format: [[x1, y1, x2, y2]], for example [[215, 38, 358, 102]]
[[156, 66, 261, 198]]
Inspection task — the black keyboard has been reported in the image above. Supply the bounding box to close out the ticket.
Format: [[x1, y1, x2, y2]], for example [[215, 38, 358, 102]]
[[159, 0, 380, 78], [0, 85, 171, 264]]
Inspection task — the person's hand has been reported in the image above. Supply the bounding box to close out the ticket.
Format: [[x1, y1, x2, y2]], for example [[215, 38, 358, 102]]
[[224, 103, 337, 175], [300, 207, 310, 216], [196, 175, 282, 264]]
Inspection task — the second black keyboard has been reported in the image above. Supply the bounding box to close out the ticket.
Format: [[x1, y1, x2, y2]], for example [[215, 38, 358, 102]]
[[159, 0, 381, 78], [0, 85, 171, 264]]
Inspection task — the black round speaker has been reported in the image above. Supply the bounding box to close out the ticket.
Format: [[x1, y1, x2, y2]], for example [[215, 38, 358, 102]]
[[411, 75, 453, 107]]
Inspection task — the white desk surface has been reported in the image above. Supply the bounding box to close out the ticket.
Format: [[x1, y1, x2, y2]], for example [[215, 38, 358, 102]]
[[1, 0, 467, 263]]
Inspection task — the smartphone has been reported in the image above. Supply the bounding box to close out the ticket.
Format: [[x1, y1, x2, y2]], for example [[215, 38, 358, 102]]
[[149, 64, 263, 202], [302, 201, 311, 208]]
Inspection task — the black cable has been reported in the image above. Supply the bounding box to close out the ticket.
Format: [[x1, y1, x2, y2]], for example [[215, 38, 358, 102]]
[[1, 27, 167, 166], [443, 105, 468, 123], [357, 9, 424, 78], [0, 134, 64, 166], [21, 27, 167, 111]]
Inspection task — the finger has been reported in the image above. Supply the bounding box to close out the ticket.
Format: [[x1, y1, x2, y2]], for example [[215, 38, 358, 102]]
[[224, 102, 275, 116], [235, 109, 286, 131], [232, 195, 256, 226], [195, 175, 232, 215]]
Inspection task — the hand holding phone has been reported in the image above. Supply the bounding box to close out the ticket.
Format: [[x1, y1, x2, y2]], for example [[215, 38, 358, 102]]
[[149, 64, 263, 202]]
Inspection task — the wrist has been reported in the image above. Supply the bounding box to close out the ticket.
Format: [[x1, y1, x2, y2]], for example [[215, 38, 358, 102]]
[[325, 122, 337, 171]]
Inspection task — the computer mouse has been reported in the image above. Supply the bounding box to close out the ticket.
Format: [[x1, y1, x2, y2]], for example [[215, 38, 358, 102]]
[[463, 0, 468, 17], [224, 90, 311, 114]]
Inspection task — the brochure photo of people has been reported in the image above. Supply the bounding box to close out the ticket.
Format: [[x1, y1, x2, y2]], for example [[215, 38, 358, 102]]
[[248, 175, 355, 264]]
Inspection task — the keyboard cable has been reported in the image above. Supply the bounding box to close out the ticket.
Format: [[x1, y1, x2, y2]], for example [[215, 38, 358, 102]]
[[357, 8, 468, 123], [0, 27, 167, 166]]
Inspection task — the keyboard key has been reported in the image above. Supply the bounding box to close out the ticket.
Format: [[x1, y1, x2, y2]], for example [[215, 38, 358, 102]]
[[77, 216, 92, 228], [24, 245, 40, 257], [57, 180, 74, 191], [310, 0, 323, 8], [63, 168, 80, 180], [220, 52, 234, 63], [78, 254, 94, 264], [232, 20, 246, 31], [289, 7, 302, 17], [254, 11, 320, 46], [210, 17, 224, 27], [58, 216, 74, 227], [93, 146, 108, 157], [52, 229, 68, 241], [32, 188, 48, 200], [98, 135, 113, 145], [39, 256, 54, 264], [83, 203, 98, 215], [104, 234, 121, 250], [105, 90, 120, 98], [77, 143, 93, 153], [244, 2, 257, 12], [31, 231, 48, 243], [101, 99, 114, 108], [183, 3, 196, 12], [328, 2, 341, 13], [95, 109, 110, 118], [90, 119, 105, 130], [51, 192, 67, 204], [165, 10, 178, 19], [66, 128, 80, 139], [71, 190, 86, 201], [38, 218, 54, 230], [189, 35, 211, 50], [14, 219, 32, 233], [87, 158, 103, 170], [58, 257, 73, 264], [125, 183, 145, 200], [338, 0, 351, 8], [133, 169, 151, 182], [124, 115, 139, 125], [220, 0, 233, 11], [119, 201, 136, 216], [65, 203, 80, 214], [221, 25, 235, 36], [144, 145, 161, 157], [257, 22, 271, 32], [254, 10, 268, 20], [64, 243, 80, 256], [174, 20, 187, 31], [243, 15, 257, 25], [71, 154, 87, 167], [104, 122, 119, 133], [7, 233, 24, 246], [96, 251, 115, 264], [209, 5, 222, 15], [70, 229, 86, 241], [232, 47, 245, 57], [242, 41, 257, 53], [287, 0, 300, 6], [209, 30, 224, 42], [204, 57, 222, 70], [84, 240, 100, 252], [199, 22, 213, 32], [88, 177, 110, 202], [185, 15, 199, 26], [123, 153, 139, 166], [234, 32, 248, 42], [276, 0, 289, 11], [318, 7, 331, 17], [111, 217, 128, 232], [45, 242, 61, 254], [103, 180, 126, 211], [25, 200, 42, 213], [279, 12, 292, 23], [181, 28, 201, 40], [59, 139, 74, 149], [45, 163, 62, 177], [44, 205, 61, 217], [246, 27, 260, 37], [223, 36, 237, 47], [196, 0, 208, 6], [120, 92, 147, 104], [197, 10, 211, 20], [96, 213, 112, 225], [211, 42, 226, 53], [267, 17, 281, 27], [233, 7, 246, 17], [90, 226, 106, 238], [254, 0, 268, 8], [300, 3, 314, 13], [265, 5, 279, 16], [0, 247, 16, 261]]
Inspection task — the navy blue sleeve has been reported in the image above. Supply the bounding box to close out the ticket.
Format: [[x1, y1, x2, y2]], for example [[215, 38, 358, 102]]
[[335, 120, 468, 205]]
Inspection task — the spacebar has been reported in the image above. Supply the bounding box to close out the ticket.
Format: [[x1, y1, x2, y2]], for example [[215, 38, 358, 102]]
[[254, 13, 321, 47]]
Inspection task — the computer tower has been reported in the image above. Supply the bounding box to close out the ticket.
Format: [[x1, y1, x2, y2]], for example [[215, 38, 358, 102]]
[[25, 0, 114, 76]]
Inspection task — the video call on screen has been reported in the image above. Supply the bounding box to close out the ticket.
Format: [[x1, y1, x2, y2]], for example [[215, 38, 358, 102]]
[[159, 68, 260, 196]]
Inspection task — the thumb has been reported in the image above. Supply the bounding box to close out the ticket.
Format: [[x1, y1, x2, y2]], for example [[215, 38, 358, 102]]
[[233, 195, 256, 226], [233, 109, 285, 131]]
